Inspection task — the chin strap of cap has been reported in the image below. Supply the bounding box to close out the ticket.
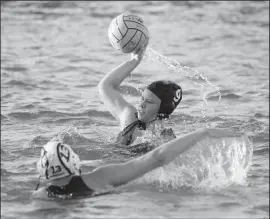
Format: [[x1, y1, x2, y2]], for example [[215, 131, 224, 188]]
[[35, 176, 41, 190]]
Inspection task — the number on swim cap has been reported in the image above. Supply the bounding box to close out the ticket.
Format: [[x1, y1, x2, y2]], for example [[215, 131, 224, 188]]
[[173, 89, 181, 102]]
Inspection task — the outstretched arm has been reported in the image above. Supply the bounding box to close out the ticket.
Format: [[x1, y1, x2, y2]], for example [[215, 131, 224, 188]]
[[84, 128, 243, 188], [98, 40, 148, 121]]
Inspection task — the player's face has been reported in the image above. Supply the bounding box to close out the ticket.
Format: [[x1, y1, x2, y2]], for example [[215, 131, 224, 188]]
[[137, 88, 161, 122]]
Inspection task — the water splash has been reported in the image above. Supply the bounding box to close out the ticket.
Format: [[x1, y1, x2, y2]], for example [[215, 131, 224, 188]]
[[134, 135, 253, 191], [143, 48, 222, 126], [51, 125, 94, 146]]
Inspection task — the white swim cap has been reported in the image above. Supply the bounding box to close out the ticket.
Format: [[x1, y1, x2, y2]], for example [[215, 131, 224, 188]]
[[37, 141, 80, 180]]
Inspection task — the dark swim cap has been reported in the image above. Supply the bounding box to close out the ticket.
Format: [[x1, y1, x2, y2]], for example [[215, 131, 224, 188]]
[[146, 80, 182, 119]]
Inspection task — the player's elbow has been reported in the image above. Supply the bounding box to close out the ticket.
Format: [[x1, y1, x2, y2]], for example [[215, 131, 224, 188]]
[[98, 80, 106, 93], [98, 81, 109, 97], [98, 79, 116, 95]]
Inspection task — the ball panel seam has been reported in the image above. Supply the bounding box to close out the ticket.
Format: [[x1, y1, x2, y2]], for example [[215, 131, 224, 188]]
[[127, 28, 148, 40], [116, 16, 124, 37], [123, 20, 148, 31], [122, 30, 138, 51], [126, 32, 143, 53]]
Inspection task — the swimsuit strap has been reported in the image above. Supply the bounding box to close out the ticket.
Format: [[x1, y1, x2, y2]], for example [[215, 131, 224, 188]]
[[116, 113, 146, 145], [116, 120, 142, 140]]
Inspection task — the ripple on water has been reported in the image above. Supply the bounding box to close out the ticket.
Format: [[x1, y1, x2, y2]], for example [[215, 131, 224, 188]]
[[1, 65, 29, 73], [29, 135, 51, 148], [253, 143, 269, 156], [1, 168, 10, 178], [5, 80, 38, 90], [218, 201, 242, 208], [1, 114, 9, 121], [207, 89, 242, 101], [252, 204, 270, 214], [254, 113, 269, 118]]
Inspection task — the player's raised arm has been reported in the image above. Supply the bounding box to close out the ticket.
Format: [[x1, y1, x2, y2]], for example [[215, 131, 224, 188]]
[[98, 14, 149, 121]]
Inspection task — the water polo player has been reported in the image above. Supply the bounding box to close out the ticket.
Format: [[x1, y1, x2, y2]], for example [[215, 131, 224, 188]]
[[33, 128, 244, 199], [99, 39, 182, 145]]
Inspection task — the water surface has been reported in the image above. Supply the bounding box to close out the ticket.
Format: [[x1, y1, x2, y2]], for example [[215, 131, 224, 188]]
[[1, 1, 269, 219]]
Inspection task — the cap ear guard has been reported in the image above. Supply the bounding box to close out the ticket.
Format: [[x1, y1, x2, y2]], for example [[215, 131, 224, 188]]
[[157, 85, 182, 119], [37, 148, 50, 179], [157, 102, 175, 119]]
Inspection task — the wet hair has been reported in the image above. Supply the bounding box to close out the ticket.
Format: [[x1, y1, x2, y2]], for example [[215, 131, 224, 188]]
[[146, 80, 182, 119]]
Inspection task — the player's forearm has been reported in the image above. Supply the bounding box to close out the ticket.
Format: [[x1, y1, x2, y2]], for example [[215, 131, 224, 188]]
[[99, 59, 138, 89], [154, 128, 206, 166]]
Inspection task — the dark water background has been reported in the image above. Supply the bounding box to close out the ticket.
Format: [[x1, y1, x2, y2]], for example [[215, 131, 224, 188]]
[[1, 1, 269, 219]]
